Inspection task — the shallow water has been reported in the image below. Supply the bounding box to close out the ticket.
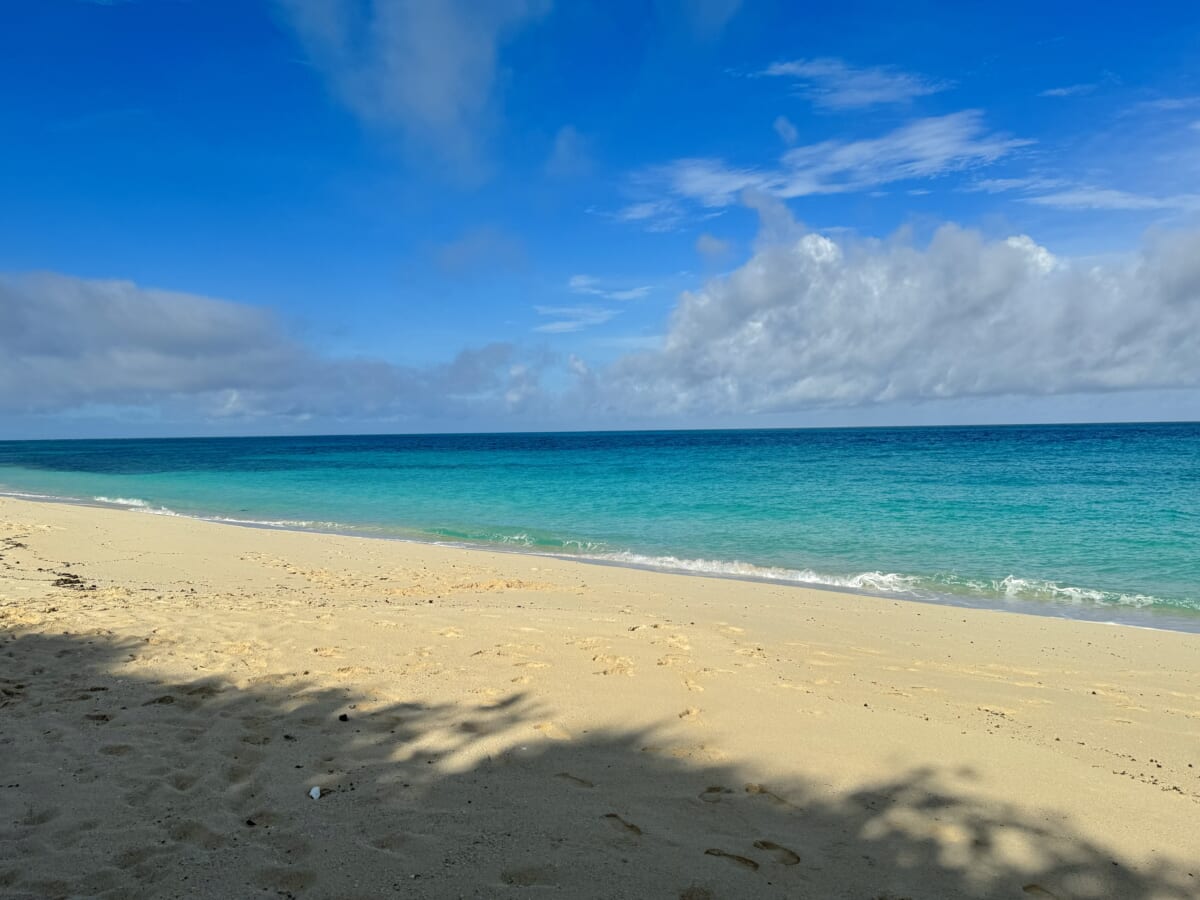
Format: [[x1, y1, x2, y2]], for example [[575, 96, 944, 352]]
[[1, 424, 1197, 628]]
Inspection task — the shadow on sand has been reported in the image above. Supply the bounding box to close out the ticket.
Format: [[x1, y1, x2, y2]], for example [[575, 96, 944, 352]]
[[1, 629, 1195, 899]]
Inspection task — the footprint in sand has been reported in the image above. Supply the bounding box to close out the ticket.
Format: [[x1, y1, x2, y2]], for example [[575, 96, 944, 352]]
[[253, 867, 316, 892], [438, 627, 463, 638], [704, 848, 759, 870], [312, 647, 341, 658], [753, 840, 800, 865], [592, 655, 634, 676], [334, 665, 373, 679], [21, 806, 60, 827], [699, 785, 733, 803], [371, 832, 410, 853], [501, 866, 558, 887], [1022, 886, 1063, 899], [168, 820, 225, 851], [678, 707, 701, 720], [603, 813, 643, 835], [744, 783, 790, 805]]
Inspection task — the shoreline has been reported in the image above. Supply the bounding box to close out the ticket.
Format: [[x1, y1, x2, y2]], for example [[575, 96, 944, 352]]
[[4, 485, 1198, 635], [2, 494, 1199, 897]]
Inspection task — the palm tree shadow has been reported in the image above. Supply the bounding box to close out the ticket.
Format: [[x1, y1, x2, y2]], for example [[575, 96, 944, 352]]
[[1, 629, 1194, 899]]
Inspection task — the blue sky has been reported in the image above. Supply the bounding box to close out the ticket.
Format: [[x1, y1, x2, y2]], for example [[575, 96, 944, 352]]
[[2, 0, 1199, 436]]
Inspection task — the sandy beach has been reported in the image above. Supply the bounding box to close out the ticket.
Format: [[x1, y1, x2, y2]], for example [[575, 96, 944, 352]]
[[0, 495, 1197, 899]]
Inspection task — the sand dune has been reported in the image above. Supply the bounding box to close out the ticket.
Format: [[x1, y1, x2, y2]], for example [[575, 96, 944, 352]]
[[1, 497, 1198, 898]]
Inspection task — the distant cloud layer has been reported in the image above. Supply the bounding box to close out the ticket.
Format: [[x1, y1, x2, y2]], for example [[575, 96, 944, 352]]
[[605, 206, 1200, 414], [4, 215, 1199, 428], [0, 273, 540, 422]]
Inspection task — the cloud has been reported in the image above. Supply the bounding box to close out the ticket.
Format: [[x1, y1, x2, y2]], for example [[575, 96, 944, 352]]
[[984, 180, 1200, 218], [0, 272, 542, 422], [657, 0, 742, 37], [435, 226, 527, 275], [1039, 83, 1097, 98], [1025, 187, 1200, 211], [1128, 96, 1200, 113], [773, 115, 798, 145], [603, 202, 1200, 415], [968, 177, 1200, 213], [695, 233, 731, 259], [533, 305, 618, 333], [608, 198, 691, 232], [620, 112, 1027, 227], [276, 0, 550, 177], [967, 176, 1067, 194], [545, 125, 592, 178], [567, 275, 650, 301], [762, 58, 949, 110]]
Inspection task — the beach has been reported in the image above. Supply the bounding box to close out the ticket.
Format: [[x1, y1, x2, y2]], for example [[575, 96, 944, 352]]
[[1, 495, 1197, 899]]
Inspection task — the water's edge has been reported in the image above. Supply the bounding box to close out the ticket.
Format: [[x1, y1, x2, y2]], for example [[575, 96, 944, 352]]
[[5, 488, 1198, 635]]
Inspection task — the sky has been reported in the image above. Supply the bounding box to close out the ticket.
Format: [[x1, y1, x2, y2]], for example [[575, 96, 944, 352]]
[[1, 0, 1199, 437]]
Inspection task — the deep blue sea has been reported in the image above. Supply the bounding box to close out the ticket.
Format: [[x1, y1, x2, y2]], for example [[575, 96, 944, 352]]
[[1, 425, 1197, 629]]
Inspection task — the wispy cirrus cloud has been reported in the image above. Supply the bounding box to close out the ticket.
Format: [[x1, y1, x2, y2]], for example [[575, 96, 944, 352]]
[[617, 112, 1027, 229], [970, 177, 1200, 213], [695, 233, 731, 259], [607, 198, 692, 233], [762, 58, 950, 110], [533, 304, 618, 333], [1040, 83, 1098, 98], [1127, 96, 1200, 113], [545, 125, 593, 179], [567, 275, 650, 301], [658, 0, 743, 37], [1026, 187, 1200, 212], [968, 176, 1068, 194], [435, 226, 527, 275], [276, 0, 550, 178], [773, 115, 799, 145]]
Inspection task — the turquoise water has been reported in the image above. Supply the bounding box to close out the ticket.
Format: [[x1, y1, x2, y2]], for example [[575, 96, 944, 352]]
[[0, 425, 1197, 628]]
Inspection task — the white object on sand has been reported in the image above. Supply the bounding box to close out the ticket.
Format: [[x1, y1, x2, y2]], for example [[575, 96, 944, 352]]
[[309, 786, 321, 800]]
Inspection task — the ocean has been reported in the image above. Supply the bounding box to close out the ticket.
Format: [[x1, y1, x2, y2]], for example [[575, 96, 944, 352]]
[[1, 424, 1197, 629]]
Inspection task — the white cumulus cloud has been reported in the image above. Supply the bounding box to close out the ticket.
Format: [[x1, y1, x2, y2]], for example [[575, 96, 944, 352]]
[[604, 204, 1200, 414], [0, 272, 542, 422]]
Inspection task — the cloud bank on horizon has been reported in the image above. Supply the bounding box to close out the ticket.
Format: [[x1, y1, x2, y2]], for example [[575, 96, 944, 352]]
[[5, 210, 1199, 429], [2, 0, 1199, 434]]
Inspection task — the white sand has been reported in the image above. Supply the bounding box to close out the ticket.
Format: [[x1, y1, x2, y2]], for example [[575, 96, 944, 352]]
[[1, 496, 1198, 898]]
